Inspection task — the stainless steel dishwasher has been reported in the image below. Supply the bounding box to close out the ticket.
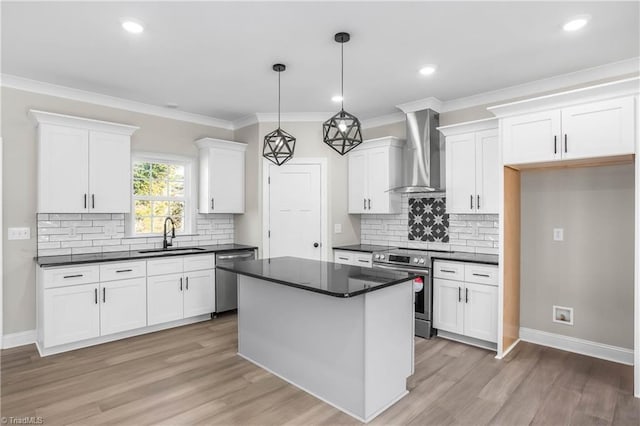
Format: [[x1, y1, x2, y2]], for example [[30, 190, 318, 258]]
[[215, 250, 256, 312]]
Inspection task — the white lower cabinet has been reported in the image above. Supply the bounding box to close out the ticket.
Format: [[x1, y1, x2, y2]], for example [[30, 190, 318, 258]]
[[38, 254, 216, 354], [433, 260, 498, 345], [43, 283, 100, 347], [333, 250, 373, 267]]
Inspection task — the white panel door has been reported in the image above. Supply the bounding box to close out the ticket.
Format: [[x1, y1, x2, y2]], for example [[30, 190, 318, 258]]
[[209, 147, 245, 213], [463, 282, 498, 343], [348, 150, 367, 213], [43, 283, 100, 347], [88, 131, 131, 213], [268, 163, 322, 260], [147, 273, 184, 325], [433, 278, 464, 335], [502, 110, 561, 165], [183, 269, 215, 317], [100, 278, 147, 336], [475, 129, 500, 214], [446, 133, 477, 213], [38, 124, 89, 213], [561, 97, 635, 160], [367, 148, 391, 213]]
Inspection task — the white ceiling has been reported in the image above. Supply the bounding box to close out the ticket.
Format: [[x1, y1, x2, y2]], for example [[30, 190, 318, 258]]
[[2, 1, 639, 122]]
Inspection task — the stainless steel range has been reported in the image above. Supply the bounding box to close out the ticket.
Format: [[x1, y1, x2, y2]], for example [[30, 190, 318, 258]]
[[372, 248, 447, 339]]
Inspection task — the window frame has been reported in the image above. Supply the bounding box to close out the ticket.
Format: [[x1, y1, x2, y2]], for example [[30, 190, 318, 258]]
[[128, 152, 196, 237]]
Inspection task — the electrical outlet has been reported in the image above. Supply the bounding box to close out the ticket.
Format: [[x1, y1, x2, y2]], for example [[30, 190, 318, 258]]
[[334, 223, 342, 234], [8, 227, 31, 240], [553, 228, 564, 241]]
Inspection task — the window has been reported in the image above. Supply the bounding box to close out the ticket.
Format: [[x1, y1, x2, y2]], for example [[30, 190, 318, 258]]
[[132, 158, 191, 235]]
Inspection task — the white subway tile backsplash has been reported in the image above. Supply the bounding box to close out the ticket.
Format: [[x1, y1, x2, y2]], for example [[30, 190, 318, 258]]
[[50, 214, 82, 220], [360, 194, 499, 255]]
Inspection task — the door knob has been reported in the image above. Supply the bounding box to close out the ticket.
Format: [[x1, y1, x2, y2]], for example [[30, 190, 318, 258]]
[[313, 242, 319, 248]]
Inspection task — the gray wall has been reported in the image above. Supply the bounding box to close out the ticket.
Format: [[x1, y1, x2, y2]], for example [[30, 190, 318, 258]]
[[520, 165, 635, 349], [2, 87, 232, 335]]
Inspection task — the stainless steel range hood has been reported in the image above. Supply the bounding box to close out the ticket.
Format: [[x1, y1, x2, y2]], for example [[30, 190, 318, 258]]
[[390, 108, 444, 194]]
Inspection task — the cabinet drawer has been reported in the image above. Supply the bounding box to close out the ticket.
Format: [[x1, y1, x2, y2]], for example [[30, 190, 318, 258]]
[[334, 250, 354, 265], [147, 258, 184, 276], [433, 261, 465, 281], [353, 253, 373, 268], [42, 265, 100, 289], [100, 261, 146, 282], [184, 254, 215, 272], [464, 264, 498, 286]]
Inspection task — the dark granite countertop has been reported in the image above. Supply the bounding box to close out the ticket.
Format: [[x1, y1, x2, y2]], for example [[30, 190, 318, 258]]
[[333, 244, 397, 253], [35, 244, 258, 267], [429, 251, 499, 265], [216, 256, 417, 298]]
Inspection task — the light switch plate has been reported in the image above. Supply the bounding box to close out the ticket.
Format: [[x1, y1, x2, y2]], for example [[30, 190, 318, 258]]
[[334, 223, 342, 234], [553, 228, 564, 241], [8, 227, 31, 240]]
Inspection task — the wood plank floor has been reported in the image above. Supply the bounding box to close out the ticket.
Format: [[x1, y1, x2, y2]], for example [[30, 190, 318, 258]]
[[1, 313, 638, 425]]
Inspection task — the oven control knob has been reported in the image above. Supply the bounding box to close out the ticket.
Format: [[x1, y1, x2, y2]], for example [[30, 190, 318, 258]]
[[419, 258, 425, 264], [413, 257, 418, 263], [375, 254, 381, 260], [380, 254, 385, 260]]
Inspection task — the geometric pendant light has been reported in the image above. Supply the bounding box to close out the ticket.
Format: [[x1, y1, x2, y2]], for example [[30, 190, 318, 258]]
[[263, 63, 296, 166], [323, 32, 363, 155]]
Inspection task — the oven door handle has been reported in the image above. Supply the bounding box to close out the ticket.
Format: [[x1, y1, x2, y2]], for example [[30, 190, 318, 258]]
[[372, 263, 429, 275]]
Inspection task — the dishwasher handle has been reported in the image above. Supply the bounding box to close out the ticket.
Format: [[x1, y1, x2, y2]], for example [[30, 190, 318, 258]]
[[216, 252, 255, 261]]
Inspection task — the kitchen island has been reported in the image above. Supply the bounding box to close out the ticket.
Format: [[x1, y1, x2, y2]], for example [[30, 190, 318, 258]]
[[216, 256, 416, 423]]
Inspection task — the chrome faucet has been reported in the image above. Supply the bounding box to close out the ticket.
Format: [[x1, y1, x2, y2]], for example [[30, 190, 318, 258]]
[[163, 217, 176, 249]]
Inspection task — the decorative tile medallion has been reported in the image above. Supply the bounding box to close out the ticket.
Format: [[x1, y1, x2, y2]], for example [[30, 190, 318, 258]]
[[408, 198, 449, 242]]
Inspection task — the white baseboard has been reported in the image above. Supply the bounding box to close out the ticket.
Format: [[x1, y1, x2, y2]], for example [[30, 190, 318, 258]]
[[519, 327, 634, 365], [496, 338, 521, 360], [2, 329, 37, 349]]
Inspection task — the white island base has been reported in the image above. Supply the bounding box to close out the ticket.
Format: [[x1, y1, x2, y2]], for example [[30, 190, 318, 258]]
[[237, 275, 414, 423]]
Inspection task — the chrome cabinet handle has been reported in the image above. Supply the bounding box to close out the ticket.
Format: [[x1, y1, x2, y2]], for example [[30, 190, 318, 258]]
[[84, 194, 87, 209], [102, 287, 106, 303], [92, 194, 95, 209], [211, 198, 214, 210], [186, 276, 189, 290], [465, 288, 469, 303], [357, 259, 369, 263], [363, 198, 366, 210], [472, 273, 490, 278], [477, 195, 480, 210], [64, 274, 83, 279], [470, 195, 474, 210], [367, 199, 371, 210], [338, 257, 349, 261], [116, 269, 133, 273], [458, 287, 461, 302], [440, 269, 456, 274], [94, 288, 98, 304], [564, 134, 568, 153], [180, 277, 183, 291]]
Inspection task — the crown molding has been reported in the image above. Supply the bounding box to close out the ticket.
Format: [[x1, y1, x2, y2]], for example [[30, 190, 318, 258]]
[[1, 74, 235, 130], [361, 112, 405, 129], [194, 137, 247, 152], [437, 117, 498, 137], [232, 114, 259, 130], [29, 109, 139, 135], [396, 96, 444, 113]]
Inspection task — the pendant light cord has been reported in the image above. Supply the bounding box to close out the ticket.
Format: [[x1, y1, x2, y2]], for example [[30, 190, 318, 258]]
[[341, 41, 344, 111], [278, 70, 281, 128]]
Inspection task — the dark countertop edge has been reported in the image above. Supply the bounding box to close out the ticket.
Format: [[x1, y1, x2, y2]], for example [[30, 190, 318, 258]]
[[216, 265, 418, 298], [430, 255, 499, 266], [35, 245, 258, 268], [332, 245, 397, 253]]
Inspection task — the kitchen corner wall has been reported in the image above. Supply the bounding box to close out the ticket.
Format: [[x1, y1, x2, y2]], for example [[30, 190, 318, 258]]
[[360, 195, 499, 254], [2, 87, 233, 335]]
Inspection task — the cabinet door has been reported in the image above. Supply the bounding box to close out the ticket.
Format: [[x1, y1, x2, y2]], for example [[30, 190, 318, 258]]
[[463, 282, 498, 343], [502, 110, 561, 165], [348, 150, 367, 213], [147, 273, 184, 325], [89, 131, 131, 213], [209, 147, 245, 213], [43, 283, 100, 347], [433, 278, 464, 334], [561, 97, 635, 160], [446, 133, 477, 213], [38, 124, 89, 213], [475, 129, 500, 214], [100, 278, 147, 336], [367, 147, 395, 213], [183, 270, 215, 317]]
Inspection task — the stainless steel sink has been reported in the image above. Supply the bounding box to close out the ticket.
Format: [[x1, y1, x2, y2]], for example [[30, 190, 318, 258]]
[[138, 247, 207, 254]]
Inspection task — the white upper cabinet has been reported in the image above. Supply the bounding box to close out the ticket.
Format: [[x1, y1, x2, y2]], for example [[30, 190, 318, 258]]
[[30, 110, 138, 213], [491, 80, 637, 166], [347, 137, 404, 214], [440, 119, 499, 214], [195, 138, 247, 214]]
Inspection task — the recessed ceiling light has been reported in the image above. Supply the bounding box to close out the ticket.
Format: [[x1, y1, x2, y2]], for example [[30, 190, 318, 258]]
[[419, 65, 437, 76], [563, 15, 590, 32], [331, 95, 343, 103], [122, 19, 144, 34]]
